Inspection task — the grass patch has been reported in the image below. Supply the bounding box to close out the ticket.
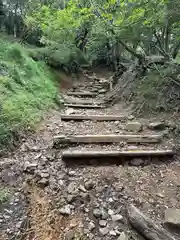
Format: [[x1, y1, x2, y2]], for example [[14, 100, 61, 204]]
[[0, 38, 58, 147], [0, 188, 11, 203]]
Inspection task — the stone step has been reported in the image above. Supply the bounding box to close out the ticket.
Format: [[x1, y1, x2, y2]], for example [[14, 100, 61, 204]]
[[54, 134, 162, 145], [62, 149, 174, 160], [61, 114, 127, 121]]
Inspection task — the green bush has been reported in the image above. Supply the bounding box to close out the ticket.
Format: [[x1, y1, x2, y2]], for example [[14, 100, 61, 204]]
[[0, 39, 57, 147], [134, 68, 180, 113], [28, 44, 89, 72]]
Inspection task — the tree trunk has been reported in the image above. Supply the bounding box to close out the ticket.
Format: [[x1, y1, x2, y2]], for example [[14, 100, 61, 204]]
[[128, 205, 176, 240]]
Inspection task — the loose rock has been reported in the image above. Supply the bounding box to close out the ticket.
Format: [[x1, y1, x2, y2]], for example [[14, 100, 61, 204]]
[[65, 108, 74, 115], [23, 162, 38, 173], [93, 208, 102, 218], [101, 208, 109, 219], [39, 172, 50, 178], [59, 205, 71, 216], [108, 209, 114, 216], [126, 122, 142, 132], [79, 185, 87, 193], [164, 208, 180, 228], [99, 227, 109, 236], [67, 182, 77, 194], [66, 194, 77, 203], [111, 214, 123, 222], [84, 180, 94, 190], [109, 230, 117, 236], [118, 232, 128, 240], [130, 158, 144, 166], [128, 115, 135, 120], [38, 178, 49, 187], [88, 222, 95, 231], [98, 89, 107, 94], [148, 122, 166, 130], [65, 230, 75, 240], [99, 220, 107, 227]]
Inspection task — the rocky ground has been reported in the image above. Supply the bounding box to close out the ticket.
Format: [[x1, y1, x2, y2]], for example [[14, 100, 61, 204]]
[[0, 70, 180, 240]]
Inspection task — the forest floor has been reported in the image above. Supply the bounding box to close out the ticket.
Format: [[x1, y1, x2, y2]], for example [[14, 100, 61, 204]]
[[0, 69, 180, 240]]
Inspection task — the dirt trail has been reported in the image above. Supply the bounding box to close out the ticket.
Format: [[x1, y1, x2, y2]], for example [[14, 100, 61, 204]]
[[0, 70, 180, 240]]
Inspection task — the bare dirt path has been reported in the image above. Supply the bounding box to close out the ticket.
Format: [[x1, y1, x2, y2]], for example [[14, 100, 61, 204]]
[[0, 70, 180, 240]]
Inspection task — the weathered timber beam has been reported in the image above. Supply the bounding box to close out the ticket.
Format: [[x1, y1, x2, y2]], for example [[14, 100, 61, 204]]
[[61, 114, 127, 121], [62, 150, 174, 159], [64, 104, 105, 109], [67, 91, 97, 97], [64, 98, 103, 105], [54, 134, 162, 144]]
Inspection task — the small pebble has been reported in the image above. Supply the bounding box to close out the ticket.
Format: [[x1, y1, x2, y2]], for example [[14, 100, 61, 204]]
[[109, 230, 117, 236], [108, 209, 114, 216], [99, 227, 109, 236], [111, 214, 123, 222], [88, 222, 95, 231], [99, 220, 107, 227]]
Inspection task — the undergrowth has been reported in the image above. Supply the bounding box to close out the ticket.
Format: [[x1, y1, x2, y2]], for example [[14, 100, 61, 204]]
[[0, 188, 11, 203], [134, 67, 180, 114], [28, 45, 89, 72], [0, 39, 57, 148]]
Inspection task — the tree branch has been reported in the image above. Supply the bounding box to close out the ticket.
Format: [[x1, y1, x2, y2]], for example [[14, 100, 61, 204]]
[[118, 39, 142, 60], [153, 31, 169, 57], [154, 45, 168, 57], [171, 41, 180, 59], [164, 20, 170, 52]]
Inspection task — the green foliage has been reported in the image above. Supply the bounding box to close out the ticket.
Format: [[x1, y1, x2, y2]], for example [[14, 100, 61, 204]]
[[3, 0, 180, 114], [0, 38, 57, 147], [135, 66, 180, 113], [24, 0, 180, 68], [0, 188, 11, 203]]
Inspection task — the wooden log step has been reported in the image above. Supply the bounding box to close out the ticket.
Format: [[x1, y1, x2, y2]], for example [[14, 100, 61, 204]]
[[61, 114, 127, 121], [64, 98, 104, 105], [54, 134, 162, 144], [67, 91, 97, 97], [64, 104, 105, 109], [62, 149, 174, 159]]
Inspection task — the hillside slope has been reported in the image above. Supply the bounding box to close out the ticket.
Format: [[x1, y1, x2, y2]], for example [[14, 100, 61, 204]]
[[0, 38, 57, 147]]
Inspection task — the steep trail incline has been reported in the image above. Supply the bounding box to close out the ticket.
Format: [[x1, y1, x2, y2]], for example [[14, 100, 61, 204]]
[[0, 70, 180, 240]]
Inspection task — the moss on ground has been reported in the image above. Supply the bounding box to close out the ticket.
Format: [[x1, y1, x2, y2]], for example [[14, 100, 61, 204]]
[[0, 38, 57, 147]]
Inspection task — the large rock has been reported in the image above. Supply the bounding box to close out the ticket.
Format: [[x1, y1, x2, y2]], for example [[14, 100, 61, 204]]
[[126, 122, 142, 132], [164, 208, 180, 228]]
